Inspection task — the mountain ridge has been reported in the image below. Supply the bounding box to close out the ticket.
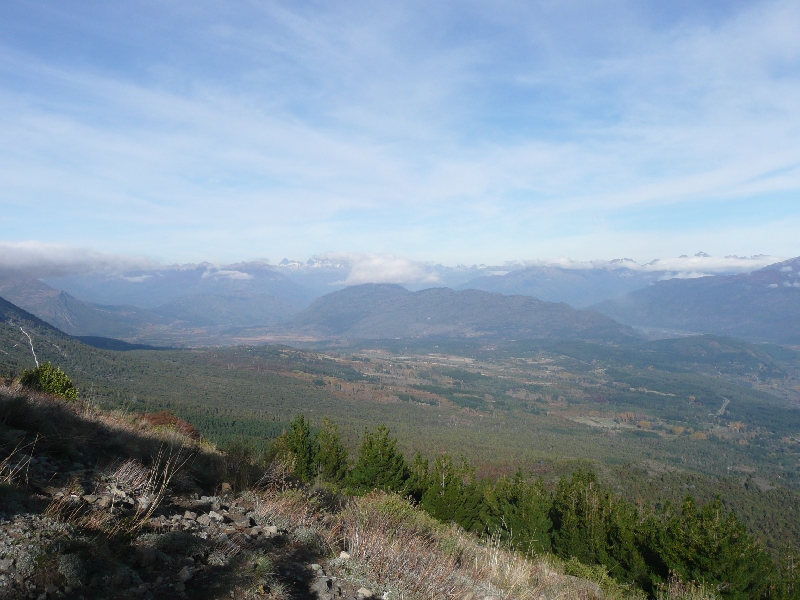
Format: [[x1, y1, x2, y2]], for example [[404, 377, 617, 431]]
[[286, 283, 637, 342]]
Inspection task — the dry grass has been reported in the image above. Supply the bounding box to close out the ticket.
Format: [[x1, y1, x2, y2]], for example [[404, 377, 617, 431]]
[[47, 447, 194, 536], [0, 437, 37, 485], [334, 492, 627, 600], [248, 487, 647, 600], [655, 574, 717, 600]]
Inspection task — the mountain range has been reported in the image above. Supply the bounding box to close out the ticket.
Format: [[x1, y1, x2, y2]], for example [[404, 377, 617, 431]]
[[1, 253, 797, 346], [594, 257, 800, 344]]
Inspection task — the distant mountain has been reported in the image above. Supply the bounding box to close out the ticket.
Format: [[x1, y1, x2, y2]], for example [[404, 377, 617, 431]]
[[2, 265, 309, 340], [0, 273, 163, 338], [150, 293, 300, 327], [45, 262, 314, 309], [286, 284, 636, 342], [458, 264, 661, 308], [0, 293, 69, 338], [593, 257, 800, 344]]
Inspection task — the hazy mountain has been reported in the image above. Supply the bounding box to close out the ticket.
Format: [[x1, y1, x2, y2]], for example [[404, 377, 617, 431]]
[[456, 254, 784, 308], [457, 263, 661, 308], [45, 262, 314, 309], [1, 269, 306, 341], [0, 273, 163, 338], [0, 293, 71, 339], [593, 257, 800, 344], [151, 293, 301, 327], [286, 284, 636, 342]]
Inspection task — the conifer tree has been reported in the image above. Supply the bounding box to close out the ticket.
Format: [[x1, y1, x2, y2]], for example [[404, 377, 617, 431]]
[[406, 452, 431, 501], [287, 414, 317, 481], [315, 417, 349, 483], [421, 454, 484, 531], [650, 496, 774, 599], [550, 469, 648, 586], [482, 470, 552, 554], [348, 425, 409, 492]]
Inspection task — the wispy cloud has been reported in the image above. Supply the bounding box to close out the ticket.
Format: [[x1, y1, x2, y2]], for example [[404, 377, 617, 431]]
[[0, 1, 798, 262]]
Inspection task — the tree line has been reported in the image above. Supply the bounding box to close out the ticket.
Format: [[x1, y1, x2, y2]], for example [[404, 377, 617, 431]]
[[259, 414, 797, 600]]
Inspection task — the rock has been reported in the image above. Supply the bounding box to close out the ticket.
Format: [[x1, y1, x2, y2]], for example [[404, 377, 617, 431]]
[[97, 496, 113, 509], [183, 511, 197, 521], [177, 566, 194, 582], [233, 515, 253, 528], [357, 587, 375, 599], [57, 554, 86, 586], [45, 583, 58, 595], [310, 577, 332, 596], [3, 429, 25, 443], [220, 482, 232, 494], [310, 563, 323, 572], [0, 558, 12, 572], [265, 525, 278, 536], [82, 495, 98, 503], [208, 511, 225, 523], [133, 584, 149, 597], [197, 514, 212, 526], [339, 551, 350, 559], [174, 581, 186, 592], [135, 546, 157, 567]]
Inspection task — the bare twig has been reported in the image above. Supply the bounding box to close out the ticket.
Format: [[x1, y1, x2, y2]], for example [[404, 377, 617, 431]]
[[20, 327, 39, 368]]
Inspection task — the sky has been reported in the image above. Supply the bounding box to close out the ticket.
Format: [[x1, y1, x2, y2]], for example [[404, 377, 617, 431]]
[[1, 0, 799, 269]]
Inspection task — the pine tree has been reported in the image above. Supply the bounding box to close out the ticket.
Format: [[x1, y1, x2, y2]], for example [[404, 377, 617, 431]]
[[481, 470, 552, 554], [406, 452, 431, 501], [421, 454, 484, 531], [286, 414, 317, 481], [650, 496, 775, 599], [348, 425, 409, 492], [315, 417, 349, 483], [550, 469, 648, 586]]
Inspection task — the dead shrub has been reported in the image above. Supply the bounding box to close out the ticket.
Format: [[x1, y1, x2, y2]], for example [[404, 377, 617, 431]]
[[140, 410, 201, 440]]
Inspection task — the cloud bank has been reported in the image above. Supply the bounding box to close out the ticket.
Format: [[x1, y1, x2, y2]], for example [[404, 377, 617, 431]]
[[0, 241, 156, 277], [517, 253, 784, 276]]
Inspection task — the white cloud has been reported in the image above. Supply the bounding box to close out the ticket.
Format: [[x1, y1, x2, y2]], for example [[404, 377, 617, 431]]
[[0, 240, 156, 277], [314, 252, 440, 285], [638, 254, 784, 275], [516, 253, 783, 276], [121, 275, 152, 283], [201, 269, 253, 280]]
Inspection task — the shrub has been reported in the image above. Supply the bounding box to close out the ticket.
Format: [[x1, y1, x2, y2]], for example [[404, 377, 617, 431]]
[[20, 362, 78, 401]]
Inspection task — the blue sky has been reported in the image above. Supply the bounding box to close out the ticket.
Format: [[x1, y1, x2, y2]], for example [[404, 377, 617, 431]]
[[1, 0, 799, 267]]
